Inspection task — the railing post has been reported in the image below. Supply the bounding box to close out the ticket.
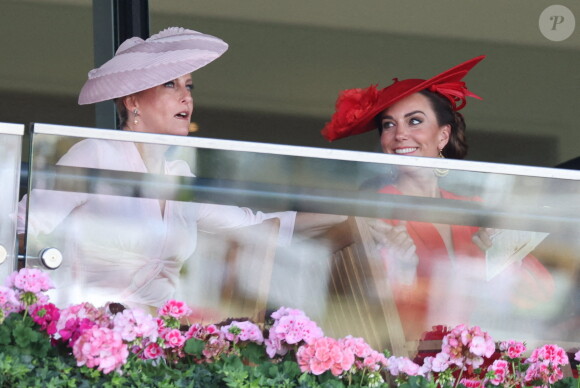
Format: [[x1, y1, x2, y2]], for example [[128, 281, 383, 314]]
[[92, 0, 149, 130]]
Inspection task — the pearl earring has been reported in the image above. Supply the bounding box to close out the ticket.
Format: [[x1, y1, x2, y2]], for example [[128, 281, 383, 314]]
[[133, 108, 139, 125]]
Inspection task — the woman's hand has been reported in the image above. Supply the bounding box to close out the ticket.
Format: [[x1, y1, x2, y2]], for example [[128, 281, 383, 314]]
[[472, 227, 498, 251], [366, 219, 418, 285]]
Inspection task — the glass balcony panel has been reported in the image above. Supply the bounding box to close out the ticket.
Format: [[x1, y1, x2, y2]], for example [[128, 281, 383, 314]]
[[0, 123, 24, 281], [25, 123, 580, 356]]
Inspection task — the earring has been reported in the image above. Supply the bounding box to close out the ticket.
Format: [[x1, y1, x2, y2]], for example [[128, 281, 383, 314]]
[[132, 108, 139, 125], [434, 148, 449, 177]]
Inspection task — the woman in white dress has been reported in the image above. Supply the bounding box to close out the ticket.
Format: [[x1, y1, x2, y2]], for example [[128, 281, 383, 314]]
[[18, 27, 295, 310]]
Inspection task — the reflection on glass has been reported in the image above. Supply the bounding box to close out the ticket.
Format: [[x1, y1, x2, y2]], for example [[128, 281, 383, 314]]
[[22, 124, 580, 359], [0, 124, 23, 282], [24, 132, 295, 320], [280, 169, 580, 356]]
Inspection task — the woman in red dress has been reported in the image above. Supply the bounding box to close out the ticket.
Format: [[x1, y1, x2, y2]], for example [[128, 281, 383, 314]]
[[321, 56, 554, 342]]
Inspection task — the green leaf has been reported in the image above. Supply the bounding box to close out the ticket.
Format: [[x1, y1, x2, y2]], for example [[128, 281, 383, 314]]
[[184, 338, 205, 357], [398, 375, 438, 388], [0, 324, 11, 345], [240, 342, 267, 364], [298, 372, 322, 387], [13, 324, 36, 348], [553, 377, 578, 388]]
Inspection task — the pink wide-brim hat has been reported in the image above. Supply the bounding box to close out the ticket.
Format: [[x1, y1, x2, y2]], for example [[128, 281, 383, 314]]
[[78, 27, 228, 105]]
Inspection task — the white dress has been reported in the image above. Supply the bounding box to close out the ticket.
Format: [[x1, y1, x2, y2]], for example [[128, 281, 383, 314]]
[[18, 139, 295, 309]]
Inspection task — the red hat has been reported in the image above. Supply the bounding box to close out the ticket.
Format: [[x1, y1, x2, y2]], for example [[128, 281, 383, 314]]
[[321, 55, 485, 141]]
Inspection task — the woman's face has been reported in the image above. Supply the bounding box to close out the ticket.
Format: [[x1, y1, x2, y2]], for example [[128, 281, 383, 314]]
[[379, 92, 450, 158], [126, 74, 194, 136]]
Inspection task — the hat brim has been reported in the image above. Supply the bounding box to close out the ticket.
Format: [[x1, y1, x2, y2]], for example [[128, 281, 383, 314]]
[[78, 28, 228, 105], [78, 50, 225, 104]]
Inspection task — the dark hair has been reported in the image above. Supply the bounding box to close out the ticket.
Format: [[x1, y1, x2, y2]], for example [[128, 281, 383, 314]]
[[114, 98, 128, 129], [376, 89, 468, 159]]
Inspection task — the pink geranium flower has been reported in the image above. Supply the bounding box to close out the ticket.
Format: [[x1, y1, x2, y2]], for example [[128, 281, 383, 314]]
[[527, 344, 569, 366], [488, 359, 509, 385], [220, 320, 264, 345], [441, 324, 495, 368], [162, 328, 186, 349], [72, 326, 129, 374], [112, 308, 158, 344], [499, 339, 526, 359], [184, 323, 204, 340], [386, 356, 422, 376], [430, 351, 451, 373], [185, 323, 220, 341], [0, 285, 20, 317], [6, 268, 54, 294], [183, 323, 231, 361], [31, 303, 60, 335], [339, 336, 372, 359], [460, 378, 484, 387], [5, 268, 54, 309], [265, 307, 323, 357], [142, 342, 163, 360], [525, 362, 564, 385], [297, 336, 354, 376], [339, 336, 387, 372], [54, 302, 109, 345], [56, 303, 107, 331], [158, 300, 192, 319], [59, 317, 97, 346], [202, 335, 229, 360], [524, 344, 568, 385]]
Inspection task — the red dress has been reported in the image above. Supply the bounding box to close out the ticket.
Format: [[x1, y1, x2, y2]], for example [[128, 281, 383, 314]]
[[377, 185, 554, 340], [379, 185, 489, 277]]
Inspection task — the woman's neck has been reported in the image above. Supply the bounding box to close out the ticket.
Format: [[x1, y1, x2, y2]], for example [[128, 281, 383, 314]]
[[135, 143, 168, 174], [395, 171, 441, 198], [123, 126, 168, 174]]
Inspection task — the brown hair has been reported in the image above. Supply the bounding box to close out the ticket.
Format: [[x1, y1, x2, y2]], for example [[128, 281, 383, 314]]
[[114, 98, 128, 129], [376, 89, 469, 159], [419, 89, 468, 159]]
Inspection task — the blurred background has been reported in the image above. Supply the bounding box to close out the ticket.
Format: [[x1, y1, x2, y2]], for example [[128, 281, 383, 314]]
[[1, 0, 579, 167]]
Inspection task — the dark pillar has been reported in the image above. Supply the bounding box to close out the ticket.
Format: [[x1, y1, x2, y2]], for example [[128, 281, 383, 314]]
[[92, 0, 149, 129]]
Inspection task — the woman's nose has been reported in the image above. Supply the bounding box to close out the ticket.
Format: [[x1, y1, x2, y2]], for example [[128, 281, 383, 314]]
[[181, 88, 193, 103], [394, 124, 408, 140]]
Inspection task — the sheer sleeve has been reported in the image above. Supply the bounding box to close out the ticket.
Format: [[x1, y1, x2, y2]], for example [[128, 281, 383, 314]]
[[17, 139, 109, 236], [196, 204, 296, 246]]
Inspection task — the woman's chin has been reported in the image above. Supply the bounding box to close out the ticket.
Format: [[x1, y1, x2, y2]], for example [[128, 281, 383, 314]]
[[169, 126, 190, 136]]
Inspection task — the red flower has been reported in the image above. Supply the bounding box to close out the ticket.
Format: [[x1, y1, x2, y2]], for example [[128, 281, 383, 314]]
[[322, 84, 379, 141], [59, 317, 97, 346], [31, 303, 60, 335]]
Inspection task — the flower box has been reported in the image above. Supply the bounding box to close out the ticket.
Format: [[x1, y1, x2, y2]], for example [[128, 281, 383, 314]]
[[1, 268, 579, 387]]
